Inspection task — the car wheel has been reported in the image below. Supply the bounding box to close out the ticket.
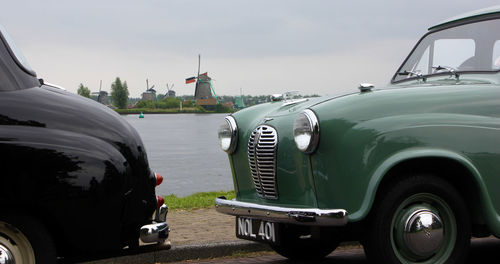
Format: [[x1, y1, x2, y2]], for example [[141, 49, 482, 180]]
[[0, 213, 57, 264], [270, 225, 339, 260], [363, 174, 470, 264]]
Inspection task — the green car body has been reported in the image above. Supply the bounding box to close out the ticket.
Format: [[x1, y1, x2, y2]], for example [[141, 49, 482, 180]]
[[217, 6, 500, 263]]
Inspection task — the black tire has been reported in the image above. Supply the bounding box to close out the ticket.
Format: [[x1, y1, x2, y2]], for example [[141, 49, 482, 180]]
[[270, 225, 339, 260], [363, 174, 470, 264], [0, 212, 57, 264]]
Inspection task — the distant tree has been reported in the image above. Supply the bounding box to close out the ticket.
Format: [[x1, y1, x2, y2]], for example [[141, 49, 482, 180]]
[[158, 97, 181, 109], [215, 103, 232, 113], [77, 83, 91, 98], [136, 100, 156, 108], [111, 77, 129, 109], [183, 100, 194, 107]]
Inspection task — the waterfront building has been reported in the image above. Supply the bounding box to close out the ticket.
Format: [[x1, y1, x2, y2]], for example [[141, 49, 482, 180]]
[[92, 91, 109, 105], [166, 89, 176, 97], [141, 88, 156, 102]]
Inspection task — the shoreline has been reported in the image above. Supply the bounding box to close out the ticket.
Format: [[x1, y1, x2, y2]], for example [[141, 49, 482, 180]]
[[115, 108, 233, 115]]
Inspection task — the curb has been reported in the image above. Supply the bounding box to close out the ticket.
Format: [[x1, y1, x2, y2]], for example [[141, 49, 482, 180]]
[[83, 240, 271, 264]]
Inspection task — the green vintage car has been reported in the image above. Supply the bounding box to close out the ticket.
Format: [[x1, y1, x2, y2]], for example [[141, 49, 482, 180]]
[[216, 6, 500, 264]]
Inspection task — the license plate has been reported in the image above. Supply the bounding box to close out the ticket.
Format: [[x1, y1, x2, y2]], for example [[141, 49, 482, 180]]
[[236, 217, 278, 244]]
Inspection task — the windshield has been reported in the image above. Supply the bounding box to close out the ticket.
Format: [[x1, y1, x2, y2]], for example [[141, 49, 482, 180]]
[[0, 24, 39, 91], [0, 24, 35, 76], [392, 18, 500, 83]]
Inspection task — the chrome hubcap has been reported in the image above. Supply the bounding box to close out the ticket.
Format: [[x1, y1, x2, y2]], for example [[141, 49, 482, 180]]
[[0, 244, 14, 264], [0, 221, 36, 264], [403, 209, 444, 258], [392, 193, 457, 263]]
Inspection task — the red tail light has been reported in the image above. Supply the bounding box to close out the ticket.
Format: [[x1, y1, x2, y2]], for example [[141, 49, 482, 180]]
[[155, 173, 163, 186], [157, 195, 164, 208]]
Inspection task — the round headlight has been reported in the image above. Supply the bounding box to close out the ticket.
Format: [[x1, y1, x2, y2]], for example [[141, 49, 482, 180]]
[[293, 109, 320, 153], [218, 116, 238, 153]]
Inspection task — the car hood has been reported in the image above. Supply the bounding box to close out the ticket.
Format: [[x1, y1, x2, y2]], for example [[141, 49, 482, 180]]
[[233, 91, 358, 121], [232, 79, 500, 129]]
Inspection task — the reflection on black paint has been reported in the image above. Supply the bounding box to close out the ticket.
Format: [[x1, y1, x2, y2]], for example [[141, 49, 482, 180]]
[[0, 114, 45, 127], [0, 144, 83, 201]]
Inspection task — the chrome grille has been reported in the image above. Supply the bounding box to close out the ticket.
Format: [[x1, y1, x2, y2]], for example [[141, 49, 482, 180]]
[[248, 125, 278, 199]]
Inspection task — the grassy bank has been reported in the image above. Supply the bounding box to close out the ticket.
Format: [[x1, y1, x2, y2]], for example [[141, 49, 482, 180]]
[[164, 190, 235, 210]]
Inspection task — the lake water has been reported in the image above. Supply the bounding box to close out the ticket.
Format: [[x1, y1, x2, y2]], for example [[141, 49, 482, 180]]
[[123, 113, 234, 197]]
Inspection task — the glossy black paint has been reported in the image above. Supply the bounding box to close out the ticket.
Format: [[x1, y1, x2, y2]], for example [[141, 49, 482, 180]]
[[0, 30, 157, 255]]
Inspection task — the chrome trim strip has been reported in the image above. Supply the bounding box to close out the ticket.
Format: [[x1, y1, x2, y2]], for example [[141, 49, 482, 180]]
[[215, 198, 348, 226], [44, 82, 66, 90], [282, 98, 308, 106]]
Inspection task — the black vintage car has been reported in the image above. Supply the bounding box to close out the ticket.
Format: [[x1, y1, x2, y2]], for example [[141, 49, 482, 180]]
[[0, 25, 169, 263]]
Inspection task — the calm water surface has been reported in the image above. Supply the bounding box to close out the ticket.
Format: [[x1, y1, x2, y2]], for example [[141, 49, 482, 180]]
[[124, 113, 233, 197]]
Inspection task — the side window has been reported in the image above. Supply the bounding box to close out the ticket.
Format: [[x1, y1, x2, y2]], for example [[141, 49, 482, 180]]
[[492, 40, 500, 70], [434, 39, 475, 70]]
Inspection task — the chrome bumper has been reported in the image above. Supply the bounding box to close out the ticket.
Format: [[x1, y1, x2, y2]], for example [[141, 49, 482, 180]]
[[215, 197, 348, 226], [140, 204, 170, 243]]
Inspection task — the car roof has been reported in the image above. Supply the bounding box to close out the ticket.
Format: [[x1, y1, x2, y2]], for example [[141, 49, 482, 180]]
[[429, 5, 500, 31]]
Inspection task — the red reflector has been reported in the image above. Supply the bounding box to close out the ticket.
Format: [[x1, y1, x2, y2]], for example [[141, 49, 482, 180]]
[[157, 195, 164, 208], [155, 173, 164, 186]]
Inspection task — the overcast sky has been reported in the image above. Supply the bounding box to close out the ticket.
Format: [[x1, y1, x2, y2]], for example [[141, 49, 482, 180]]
[[1, 1, 499, 97]]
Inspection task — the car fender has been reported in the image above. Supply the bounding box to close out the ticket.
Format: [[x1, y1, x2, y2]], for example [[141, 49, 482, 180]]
[[352, 148, 485, 218], [0, 125, 133, 252], [351, 143, 500, 236]]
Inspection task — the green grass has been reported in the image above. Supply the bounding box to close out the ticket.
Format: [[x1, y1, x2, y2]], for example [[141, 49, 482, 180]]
[[163, 190, 235, 210]]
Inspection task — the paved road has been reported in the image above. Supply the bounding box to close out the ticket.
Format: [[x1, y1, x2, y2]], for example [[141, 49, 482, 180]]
[[168, 237, 500, 264]]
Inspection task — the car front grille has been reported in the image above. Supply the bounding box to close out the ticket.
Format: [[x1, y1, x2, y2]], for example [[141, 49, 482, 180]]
[[248, 125, 278, 199]]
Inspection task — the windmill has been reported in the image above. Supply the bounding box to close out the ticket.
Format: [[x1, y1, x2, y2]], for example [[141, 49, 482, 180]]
[[141, 78, 157, 102], [95, 79, 109, 105], [166, 83, 176, 98], [185, 55, 218, 109], [146, 78, 156, 93]]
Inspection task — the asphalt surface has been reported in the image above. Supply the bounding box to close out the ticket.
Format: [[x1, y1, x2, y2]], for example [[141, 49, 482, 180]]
[[167, 237, 500, 264], [80, 208, 270, 263], [78, 208, 500, 263]]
